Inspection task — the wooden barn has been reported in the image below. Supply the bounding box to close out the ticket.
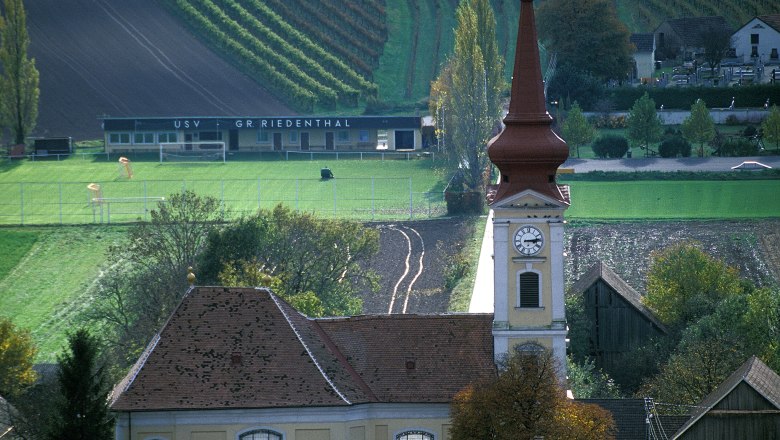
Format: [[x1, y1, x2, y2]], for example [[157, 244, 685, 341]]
[[672, 356, 780, 439], [568, 262, 668, 372]]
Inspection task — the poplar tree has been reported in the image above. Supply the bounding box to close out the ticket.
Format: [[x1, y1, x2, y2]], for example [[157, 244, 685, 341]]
[[681, 99, 716, 157], [627, 92, 663, 156], [0, 0, 39, 145], [561, 102, 595, 158], [430, 0, 504, 191]]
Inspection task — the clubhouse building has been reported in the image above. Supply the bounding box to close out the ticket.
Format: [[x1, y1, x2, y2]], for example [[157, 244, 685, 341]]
[[101, 116, 422, 154]]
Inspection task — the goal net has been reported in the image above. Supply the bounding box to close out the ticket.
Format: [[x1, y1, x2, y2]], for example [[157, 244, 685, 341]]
[[159, 141, 226, 163]]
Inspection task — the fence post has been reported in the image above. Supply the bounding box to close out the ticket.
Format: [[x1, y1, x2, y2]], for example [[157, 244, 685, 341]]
[[221, 180, 225, 217], [333, 179, 337, 217], [257, 177, 262, 209], [143, 181, 148, 221], [371, 177, 375, 221], [409, 177, 413, 220], [20, 183, 24, 225], [296, 178, 299, 210], [59, 183, 63, 224]]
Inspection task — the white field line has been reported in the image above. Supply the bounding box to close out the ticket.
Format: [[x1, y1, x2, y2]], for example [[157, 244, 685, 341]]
[[387, 226, 411, 314], [401, 227, 424, 314]]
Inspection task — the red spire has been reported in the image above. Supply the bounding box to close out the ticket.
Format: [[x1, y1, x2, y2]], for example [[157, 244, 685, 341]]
[[487, 0, 569, 204]]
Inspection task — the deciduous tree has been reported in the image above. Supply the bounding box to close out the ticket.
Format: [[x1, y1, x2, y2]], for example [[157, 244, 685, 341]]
[[429, 0, 504, 192], [761, 104, 780, 152], [199, 204, 379, 317], [643, 241, 744, 329], [562, 102, 596, 158], [681, 99, 716, 157], [0, 317, 36, 400], [537, 0, 633, 82], [699, 27, 732, 74], [627, 92, 663, 156], [450, 348, 615, 440], [0, 0, 39, 145], [48, 329, 113, 440]]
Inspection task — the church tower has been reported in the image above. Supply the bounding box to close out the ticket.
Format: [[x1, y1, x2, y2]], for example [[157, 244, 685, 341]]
[[486, 0, 570, 369]]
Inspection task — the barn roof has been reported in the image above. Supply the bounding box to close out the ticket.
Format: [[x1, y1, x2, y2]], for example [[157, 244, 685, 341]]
[[672, 356, 780, 438], [580, 399, 689, 440], [109, 286, 496, 412], [657, 16, 733, 47], [568, 261, 668, 335]]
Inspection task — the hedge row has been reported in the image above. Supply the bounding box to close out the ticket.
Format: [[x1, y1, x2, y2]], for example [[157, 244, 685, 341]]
[[190, 0, 338, 108], [215, 0, 360, 106], [604, 85, 780, 111], [238, 0, 376, 96], [165, 0, 316, 111]]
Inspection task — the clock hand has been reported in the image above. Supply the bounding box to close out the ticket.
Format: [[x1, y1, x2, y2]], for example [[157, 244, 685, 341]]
[[524, 238, 541, 243]]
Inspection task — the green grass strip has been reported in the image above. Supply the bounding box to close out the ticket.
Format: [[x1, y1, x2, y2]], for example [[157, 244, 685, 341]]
[[567, 180, 780, 219]]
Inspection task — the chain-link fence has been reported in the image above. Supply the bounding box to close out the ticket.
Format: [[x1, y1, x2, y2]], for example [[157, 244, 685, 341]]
[[0, 178, 446, 225]]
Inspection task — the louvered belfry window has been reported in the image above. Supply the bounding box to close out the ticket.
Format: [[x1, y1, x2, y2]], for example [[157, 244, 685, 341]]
[[519, 272, 540, 308]]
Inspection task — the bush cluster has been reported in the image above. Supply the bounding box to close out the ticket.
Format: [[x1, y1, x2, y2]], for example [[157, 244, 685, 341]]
[[591, 135, 629, 158], [659, 136, 692, 158], [588, 114, 627, 128]]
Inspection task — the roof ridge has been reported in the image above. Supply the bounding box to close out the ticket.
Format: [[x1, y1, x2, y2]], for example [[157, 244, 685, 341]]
[[310, 319, 380, 402], [268, 291, 352, 405]]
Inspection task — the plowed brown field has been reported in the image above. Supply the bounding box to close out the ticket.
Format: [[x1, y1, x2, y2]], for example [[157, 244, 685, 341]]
[[26, 0, 292, 141]]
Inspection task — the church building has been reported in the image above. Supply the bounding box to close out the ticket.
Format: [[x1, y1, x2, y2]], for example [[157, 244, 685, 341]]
[[108, 1, 571, 439]]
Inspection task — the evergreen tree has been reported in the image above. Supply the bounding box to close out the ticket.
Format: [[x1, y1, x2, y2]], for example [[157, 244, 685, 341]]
[[0, 0, 39, 145], [681, 99, 716, 157], [561, 102, 595, 158], [627, 92, 663, 156], [430, 0, 503, 192], [49, 329, 113, 440]]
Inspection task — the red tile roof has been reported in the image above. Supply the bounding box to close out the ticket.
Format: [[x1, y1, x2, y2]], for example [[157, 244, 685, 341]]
[[110, 287, 496, 412]]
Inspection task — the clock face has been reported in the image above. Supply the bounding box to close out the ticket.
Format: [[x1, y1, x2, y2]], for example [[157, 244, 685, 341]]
[[513, 225, 544, 256]]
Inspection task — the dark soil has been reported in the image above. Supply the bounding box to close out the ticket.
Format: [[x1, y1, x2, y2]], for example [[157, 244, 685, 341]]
[[25, 0, 292, 141], [360, 217, 475, 314], [362, 218, 780, 316]]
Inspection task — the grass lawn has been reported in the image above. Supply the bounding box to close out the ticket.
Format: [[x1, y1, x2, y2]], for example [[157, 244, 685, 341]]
[[0, 155, 445, 224], [567, 180, 780, 219], [0, 226, 128, 361]]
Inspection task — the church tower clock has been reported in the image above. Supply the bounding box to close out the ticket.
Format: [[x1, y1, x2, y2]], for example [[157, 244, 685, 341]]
[[486, 0, 570, 371]]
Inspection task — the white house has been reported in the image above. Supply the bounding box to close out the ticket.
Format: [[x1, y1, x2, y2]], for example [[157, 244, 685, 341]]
[[732, 14, 780, 64]]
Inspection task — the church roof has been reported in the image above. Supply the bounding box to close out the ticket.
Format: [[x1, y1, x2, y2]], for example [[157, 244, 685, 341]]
[[109, 286, 496, 412], [486, 0, 569, 205], [630, 33, 655, 53]]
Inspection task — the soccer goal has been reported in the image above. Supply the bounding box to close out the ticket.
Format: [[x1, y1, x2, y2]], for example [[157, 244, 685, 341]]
[[159, 141, 226, 163]]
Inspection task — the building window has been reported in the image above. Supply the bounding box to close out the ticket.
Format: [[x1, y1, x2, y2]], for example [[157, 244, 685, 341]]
[[751, 33, 759, 45], [109, 133, 130, 144], [158, 132, 177, 143], [257, 130, 269, 143], [134, 132, 155, 144], [337, 130, 350, 142], [771, 48, 778, 59], [359, 129, 369, 142], [514, 342, 546, 355], [239, 429, 282, 440], [518, 271, 540, 308], [396, 431, 434, 440], [289, 131, 299, 143]]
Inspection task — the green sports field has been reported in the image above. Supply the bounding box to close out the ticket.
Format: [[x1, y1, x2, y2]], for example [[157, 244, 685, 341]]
[[0, 154, 446, 224]]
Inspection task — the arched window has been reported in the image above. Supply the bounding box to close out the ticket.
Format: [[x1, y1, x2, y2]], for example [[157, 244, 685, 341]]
[[396, 430, 434, 440], [239, 429, 282, 440], [518, 271, 541, 308]]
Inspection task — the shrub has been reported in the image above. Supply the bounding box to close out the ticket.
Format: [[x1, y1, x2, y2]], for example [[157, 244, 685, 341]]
[[744, 125, 757, 138], [592, 135, 629, 158], [659, 136, 692, 158], [718, 138, 757, 156]]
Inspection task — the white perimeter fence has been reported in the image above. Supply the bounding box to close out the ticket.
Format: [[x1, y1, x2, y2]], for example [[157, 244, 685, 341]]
[[0, 178, 447, 225]]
